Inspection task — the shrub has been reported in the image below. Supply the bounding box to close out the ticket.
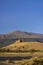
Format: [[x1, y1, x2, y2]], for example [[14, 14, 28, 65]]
[[20, 39, 23, 42], [29, 49, 40, 53]]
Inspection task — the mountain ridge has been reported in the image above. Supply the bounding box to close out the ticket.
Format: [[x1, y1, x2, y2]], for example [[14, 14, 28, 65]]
[[0, 30, 43, 39]]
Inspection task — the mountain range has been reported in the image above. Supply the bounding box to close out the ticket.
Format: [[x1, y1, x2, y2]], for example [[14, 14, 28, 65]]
[[0, 30, 43, 39]]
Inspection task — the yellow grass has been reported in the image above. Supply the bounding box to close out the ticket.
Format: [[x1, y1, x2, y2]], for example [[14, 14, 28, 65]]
[[0, 40, 43, 65], [1, 56, 43, 65], [3, 40, 43, 51]]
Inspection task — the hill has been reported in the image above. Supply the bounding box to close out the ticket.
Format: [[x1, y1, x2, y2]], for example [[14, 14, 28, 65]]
[[2, 40, 43, 51], [0, 40, 43, 65]]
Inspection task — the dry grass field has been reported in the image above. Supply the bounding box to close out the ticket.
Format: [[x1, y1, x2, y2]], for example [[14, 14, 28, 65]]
[[0, 56, 43, 65], [2, 40, 43, 51], [0, 40, 43, 65]]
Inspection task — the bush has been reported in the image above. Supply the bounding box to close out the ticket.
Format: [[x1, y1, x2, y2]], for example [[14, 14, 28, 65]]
[[24, 56, 43, 65], [6, 49, 10, 52], [29, 49, 40, 53], [20, 39, 23, 42]]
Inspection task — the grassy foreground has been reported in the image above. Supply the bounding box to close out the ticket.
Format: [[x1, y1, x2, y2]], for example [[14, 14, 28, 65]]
[[0, 41, 43, 65], [0, 56, 43, 65]]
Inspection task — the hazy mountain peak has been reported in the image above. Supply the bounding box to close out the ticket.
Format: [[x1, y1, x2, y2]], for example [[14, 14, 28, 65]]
[[15, 30, 22, 32], [0, 30, 43, 39]]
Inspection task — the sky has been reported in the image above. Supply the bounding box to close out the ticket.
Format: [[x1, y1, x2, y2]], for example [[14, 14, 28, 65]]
[[0, 0, 43, 34]]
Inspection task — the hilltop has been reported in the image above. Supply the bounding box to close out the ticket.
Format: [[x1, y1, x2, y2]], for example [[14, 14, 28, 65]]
[[2, 40, 43, 51]]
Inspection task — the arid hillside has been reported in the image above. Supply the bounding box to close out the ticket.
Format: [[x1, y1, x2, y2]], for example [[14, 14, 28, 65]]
[[2, 40, 43, 51], [0, 40, 43, 65]]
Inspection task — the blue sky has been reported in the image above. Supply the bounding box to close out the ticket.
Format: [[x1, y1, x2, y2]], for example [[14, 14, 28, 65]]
[[0, 0, 43, 34]]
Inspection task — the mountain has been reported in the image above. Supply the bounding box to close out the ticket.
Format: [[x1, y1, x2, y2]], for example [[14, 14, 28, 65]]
[[0, 30, 43, 47], [0, 30, 43, 39]]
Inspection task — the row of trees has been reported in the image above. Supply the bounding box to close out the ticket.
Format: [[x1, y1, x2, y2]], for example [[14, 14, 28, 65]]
[[0, 48, 40, 52]]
